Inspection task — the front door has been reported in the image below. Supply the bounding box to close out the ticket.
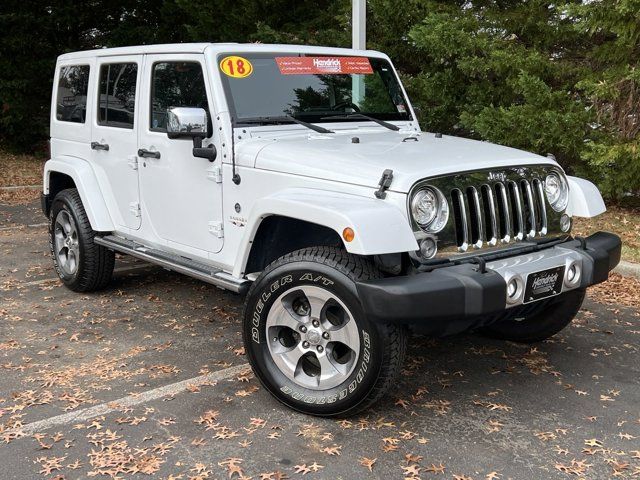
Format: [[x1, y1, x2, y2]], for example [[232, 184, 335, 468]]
[[138, 54, 224, 256], [91, 55, 142, 230]]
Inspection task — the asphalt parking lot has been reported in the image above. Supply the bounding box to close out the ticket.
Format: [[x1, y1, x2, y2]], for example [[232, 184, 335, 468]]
[[1, 199, 639, 480]]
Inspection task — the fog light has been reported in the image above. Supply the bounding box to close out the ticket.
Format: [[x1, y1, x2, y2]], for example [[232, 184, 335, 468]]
[[419, 236, 438, 259], [560, 214, 571, 232], [567, 265, 576, 282], [506, 276, 522, 305], [565, 262, 581, 287]]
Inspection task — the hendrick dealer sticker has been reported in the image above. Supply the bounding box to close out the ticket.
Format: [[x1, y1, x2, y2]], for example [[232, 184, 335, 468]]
[[275, 56, 373, 75], [524, 266, 565, 303]]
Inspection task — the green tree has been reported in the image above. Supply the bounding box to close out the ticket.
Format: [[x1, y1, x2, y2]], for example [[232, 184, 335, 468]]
[[567, 0, 640, 198], [405, 2, 590, 165]]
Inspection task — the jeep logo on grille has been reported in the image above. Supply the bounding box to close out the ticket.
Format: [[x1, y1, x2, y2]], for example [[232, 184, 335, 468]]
[[487, 171, 507, 182]]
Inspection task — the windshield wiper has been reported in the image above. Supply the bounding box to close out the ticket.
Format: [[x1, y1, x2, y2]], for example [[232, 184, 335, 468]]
[[236, 115, 334, 134], [320, 112, 400, 131]]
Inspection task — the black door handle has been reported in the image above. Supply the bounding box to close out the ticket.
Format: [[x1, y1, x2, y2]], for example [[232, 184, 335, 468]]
[[91, 141, 109, 151], [138, 148, 161, 159]]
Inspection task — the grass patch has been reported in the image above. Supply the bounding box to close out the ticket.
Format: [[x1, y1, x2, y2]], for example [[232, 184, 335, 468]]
[[0, 149, 46, 187], [573, 205, 640, 264]]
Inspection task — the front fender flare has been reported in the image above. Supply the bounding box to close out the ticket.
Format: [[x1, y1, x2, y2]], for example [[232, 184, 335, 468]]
[[234, 188, 418, 276], [566, 176, 606, 218], [44, 156, 114, 231]]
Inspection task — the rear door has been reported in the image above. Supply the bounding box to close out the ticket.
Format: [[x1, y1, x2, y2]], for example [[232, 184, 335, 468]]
[[137, 54, 224, 256], [90, 55, 142, 230]]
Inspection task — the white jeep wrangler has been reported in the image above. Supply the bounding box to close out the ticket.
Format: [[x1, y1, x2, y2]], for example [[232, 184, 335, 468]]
[[43, 43, 621, 416]]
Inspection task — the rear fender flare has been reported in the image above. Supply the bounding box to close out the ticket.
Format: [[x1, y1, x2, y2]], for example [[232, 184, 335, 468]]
[[44, 156, 114, 231]]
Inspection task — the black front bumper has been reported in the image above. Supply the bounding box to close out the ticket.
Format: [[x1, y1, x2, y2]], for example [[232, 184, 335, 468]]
[[356, 232, 621, 334]]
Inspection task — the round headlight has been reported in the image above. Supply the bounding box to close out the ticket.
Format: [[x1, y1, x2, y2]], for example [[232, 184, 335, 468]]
[[544, 172, 569, 212], [411, 189, 437, 226], [410, 187, 449, 232]]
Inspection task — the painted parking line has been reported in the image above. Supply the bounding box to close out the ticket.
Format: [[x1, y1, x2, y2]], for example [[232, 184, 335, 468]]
[[0, 223, 48, 232], [0, 185, 42, 191], [4, 363, 251, 437], [19, 264, 157, 287]]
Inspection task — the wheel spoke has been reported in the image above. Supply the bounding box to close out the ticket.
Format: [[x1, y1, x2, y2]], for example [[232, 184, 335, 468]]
[[279, 302, 306, 331], [271, 344, 305, 379], [60, 212, 72, 234], [58, 249, 68, 266], [327, 321, 354, 346], [316, 350, 343, 379], [307, 296, 328, 320], [67, 249, 77, 273]]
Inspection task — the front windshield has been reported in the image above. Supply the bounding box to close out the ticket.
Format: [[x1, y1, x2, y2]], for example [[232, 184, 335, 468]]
[[219, 53, 412, 124]]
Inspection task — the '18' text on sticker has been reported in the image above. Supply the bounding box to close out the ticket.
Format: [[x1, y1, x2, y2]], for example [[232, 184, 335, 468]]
[[219, 56, 253, 78]]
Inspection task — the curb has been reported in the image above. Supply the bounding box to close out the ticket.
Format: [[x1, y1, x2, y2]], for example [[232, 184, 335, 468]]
[[614, 260, 640, 280]]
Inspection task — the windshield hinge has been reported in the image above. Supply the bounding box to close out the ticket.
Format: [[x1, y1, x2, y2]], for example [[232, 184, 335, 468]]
[[374, 169, 394, 199]]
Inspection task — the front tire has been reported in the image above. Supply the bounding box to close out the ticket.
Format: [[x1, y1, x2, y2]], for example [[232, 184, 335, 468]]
[[49, 188, 115, 292], [242, 247, 407, 417], [481, 289, 586, 343]]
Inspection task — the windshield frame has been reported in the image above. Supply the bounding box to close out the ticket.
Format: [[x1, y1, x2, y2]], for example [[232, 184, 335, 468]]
[[217, 51, 415, 126]]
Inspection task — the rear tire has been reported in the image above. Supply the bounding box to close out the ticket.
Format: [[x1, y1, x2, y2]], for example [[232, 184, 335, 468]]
[[242, 246, 407, 417], [49, 188, 115, 292], [481, 289, 586, 343]]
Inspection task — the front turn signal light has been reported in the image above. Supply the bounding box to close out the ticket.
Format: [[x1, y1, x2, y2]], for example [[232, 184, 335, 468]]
[[343, 227, 355, 243]]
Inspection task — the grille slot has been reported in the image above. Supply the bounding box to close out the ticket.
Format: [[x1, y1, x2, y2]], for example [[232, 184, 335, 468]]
[[521, 179, 537, 239], [533, 178, 548, 235], [451, 189, 469, 250], [480, 185, 498, 246], [466, 187, 483, 248], [452, 176, 548, 252]]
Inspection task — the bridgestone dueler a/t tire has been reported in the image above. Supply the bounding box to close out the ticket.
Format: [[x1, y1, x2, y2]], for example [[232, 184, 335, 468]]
[[49, 188, 115, 292], [481, 289, 586, 343], [242, 247, 407, 417]]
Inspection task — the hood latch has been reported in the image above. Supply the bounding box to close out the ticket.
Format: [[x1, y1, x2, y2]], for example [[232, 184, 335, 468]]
[[374, 169, 394, 199]]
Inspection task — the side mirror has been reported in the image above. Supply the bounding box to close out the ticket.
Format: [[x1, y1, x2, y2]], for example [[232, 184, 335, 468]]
[[166, 107, 217, 162], [166, 107, 208, 139]]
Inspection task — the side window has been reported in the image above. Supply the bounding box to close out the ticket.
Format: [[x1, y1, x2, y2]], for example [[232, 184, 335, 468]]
[[56, 65, 90, 123], [98, 63, 137, 128], [150, 62, 208, 132]]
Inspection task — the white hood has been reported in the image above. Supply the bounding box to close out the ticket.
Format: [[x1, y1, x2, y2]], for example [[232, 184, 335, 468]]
[[241, 128, 555, 193]]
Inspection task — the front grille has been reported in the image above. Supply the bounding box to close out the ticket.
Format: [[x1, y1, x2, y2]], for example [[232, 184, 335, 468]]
[[451, 178, 548, 251]]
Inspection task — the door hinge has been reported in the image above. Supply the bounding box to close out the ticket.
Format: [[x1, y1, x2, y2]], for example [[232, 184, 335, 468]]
[[129, 202, 141, 217], [208, 221, 224, 238], [206, 165, 222, 183], [128, 155, 139, 170]]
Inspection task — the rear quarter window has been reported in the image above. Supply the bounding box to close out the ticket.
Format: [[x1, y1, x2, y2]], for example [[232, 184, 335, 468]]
[[98, 63, 138, 129], [56, 65, 90, 123]]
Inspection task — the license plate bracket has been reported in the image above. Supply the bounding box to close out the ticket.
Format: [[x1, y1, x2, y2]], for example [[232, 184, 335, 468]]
[[524, 266, 565, 304]]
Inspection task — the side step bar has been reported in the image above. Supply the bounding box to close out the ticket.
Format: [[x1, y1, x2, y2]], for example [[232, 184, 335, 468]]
[[94, 235, 251, 294]]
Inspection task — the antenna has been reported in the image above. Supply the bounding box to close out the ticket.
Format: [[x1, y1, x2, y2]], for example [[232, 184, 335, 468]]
[[231, 117, 241, 185]]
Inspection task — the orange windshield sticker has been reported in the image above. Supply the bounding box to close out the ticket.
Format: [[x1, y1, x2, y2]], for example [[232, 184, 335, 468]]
[[220, 56, 253, 78], [275, 57, 373, 75]]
